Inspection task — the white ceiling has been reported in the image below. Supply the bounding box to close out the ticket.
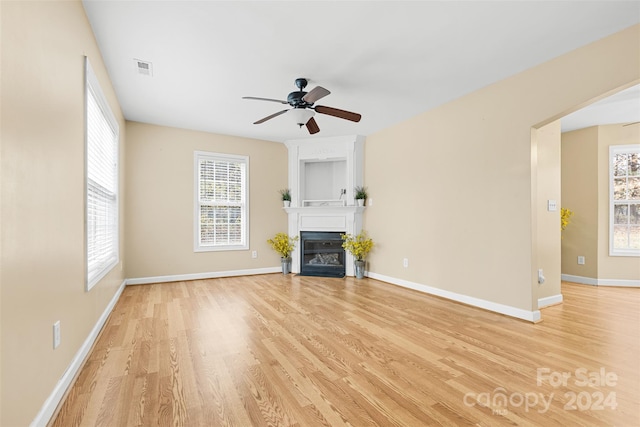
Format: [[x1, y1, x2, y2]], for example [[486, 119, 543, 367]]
[[82, 1, 640, 143]]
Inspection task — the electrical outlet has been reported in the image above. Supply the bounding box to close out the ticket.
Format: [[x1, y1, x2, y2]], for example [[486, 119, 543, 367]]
[[251, 251, 258, 259], [547, 200, 557, 211], [403, 258, 409, 268], [538, 269, 545, 284], [577, 256, 585, 265], [53, 321, 61, 349], [368, 198, 373, 206]]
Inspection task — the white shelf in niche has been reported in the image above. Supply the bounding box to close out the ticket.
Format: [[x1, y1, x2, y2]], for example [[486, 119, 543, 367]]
[[303, 199, 346, 207], [283, 205, 365, 214]]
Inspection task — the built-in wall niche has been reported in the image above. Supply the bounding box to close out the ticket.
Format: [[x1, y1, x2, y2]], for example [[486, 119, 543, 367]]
[[285, 134, 364, 207], [301, 159, 347, 204]]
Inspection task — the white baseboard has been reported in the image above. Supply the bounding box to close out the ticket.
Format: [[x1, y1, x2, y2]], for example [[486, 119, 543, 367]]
[[126, 267, 281, 285], [561, 274, 598, 286], [366, 272, 541, 323], [561, 274, 640, 288], [30, 279, 127, 427], [31, 268, 278, 426], [30, 267, 564, 425], [538, 294, 563, 308]]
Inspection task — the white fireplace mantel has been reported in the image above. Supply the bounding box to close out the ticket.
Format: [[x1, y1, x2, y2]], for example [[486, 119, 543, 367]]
[[284, 205, 365, 216], [284, 135, 365, 276], [285, 206, 364, 276]]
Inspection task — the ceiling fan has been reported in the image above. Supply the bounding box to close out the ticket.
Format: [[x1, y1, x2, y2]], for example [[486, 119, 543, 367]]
[[243, 78, 361, 135]]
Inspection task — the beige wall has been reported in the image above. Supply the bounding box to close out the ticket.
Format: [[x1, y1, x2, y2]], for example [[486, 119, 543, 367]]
[[561, 127, 600, 277], [1, 3, 638, 425], [0, 0, 3, 421], [125, 122, 288, 279], [561, 124, 640, 282], [0, 1, 3, 421], [364, 24, 639, 313], [0, 1, 126, 425], [534, 121, 562, 301]]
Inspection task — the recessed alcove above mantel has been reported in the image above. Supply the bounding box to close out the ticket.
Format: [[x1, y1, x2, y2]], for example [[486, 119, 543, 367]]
[[284, 135, 365, 276], [284, 134, 364, 208]]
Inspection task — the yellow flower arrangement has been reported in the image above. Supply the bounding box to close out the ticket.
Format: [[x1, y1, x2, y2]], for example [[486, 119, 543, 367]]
[[341, 231, 374, 261], [267, 232, 298, 258], [561, 208, 574, 232]]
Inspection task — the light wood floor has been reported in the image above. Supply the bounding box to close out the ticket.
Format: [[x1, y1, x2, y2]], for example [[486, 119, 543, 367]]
[[52, 276, 639, 426]]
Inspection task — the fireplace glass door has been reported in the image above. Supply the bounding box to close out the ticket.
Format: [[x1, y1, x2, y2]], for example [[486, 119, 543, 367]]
[[299, 231, 346, 278]]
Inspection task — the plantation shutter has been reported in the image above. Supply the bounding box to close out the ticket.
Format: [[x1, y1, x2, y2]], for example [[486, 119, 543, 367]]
[[86, 58, 119, 289]]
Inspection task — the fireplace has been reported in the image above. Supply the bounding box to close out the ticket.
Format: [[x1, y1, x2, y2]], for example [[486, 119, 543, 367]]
[[299, 231, 346, 278], [284, 135, 365, 276]]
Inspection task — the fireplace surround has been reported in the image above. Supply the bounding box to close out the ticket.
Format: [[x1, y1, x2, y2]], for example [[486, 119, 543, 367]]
[[284, 135, 365, 277]]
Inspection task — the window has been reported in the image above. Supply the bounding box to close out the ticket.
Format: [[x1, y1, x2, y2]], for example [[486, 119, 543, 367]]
[[85, 58, 119, 289], [610, 145, 640, 256], [194, 151, 248, 251]]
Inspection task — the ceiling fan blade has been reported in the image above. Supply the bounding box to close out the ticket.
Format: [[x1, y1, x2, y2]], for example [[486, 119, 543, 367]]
[[253, 109, 289, 124], [242, 96, 288, 104], [306, 117, 320, 134], [302, 86, 330, 104], [315, 105, 362, 122]]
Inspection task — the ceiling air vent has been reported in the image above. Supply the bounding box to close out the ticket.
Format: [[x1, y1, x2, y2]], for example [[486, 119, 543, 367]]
[[134, 59, 153, 77]]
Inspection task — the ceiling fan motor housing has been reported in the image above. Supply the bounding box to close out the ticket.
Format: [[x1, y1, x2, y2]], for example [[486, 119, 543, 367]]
[[288, 78, 312, 108], [287, 91, 310, 107]]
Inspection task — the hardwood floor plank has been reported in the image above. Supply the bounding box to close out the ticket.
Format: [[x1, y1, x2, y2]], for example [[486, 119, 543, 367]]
[[260, 338, 347, 426], [51, 277, 639, 426], [341, 373, 430, 427]]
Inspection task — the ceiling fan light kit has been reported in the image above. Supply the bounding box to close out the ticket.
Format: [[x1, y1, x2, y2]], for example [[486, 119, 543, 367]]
[[289, 108, 315, 127], [243, 78, 361, 135]]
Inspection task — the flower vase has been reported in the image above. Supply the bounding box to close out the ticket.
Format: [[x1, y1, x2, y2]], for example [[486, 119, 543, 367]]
[[356, 199, 364, 207], [281, 257, 292, 274], [354, 259, 365, 279], [283, 200, 291, 208]]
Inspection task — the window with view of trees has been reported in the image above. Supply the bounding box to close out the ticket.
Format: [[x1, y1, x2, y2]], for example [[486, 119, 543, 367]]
[[194, 151, 248, 251], [610, 145, 640, 256], [86, 58, 119, 290]]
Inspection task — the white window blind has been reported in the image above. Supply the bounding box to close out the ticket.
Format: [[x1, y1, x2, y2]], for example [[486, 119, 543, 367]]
[[194, 151, 248, 251], [86, 58, 119, 289], [610, 145, 640, 256]]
